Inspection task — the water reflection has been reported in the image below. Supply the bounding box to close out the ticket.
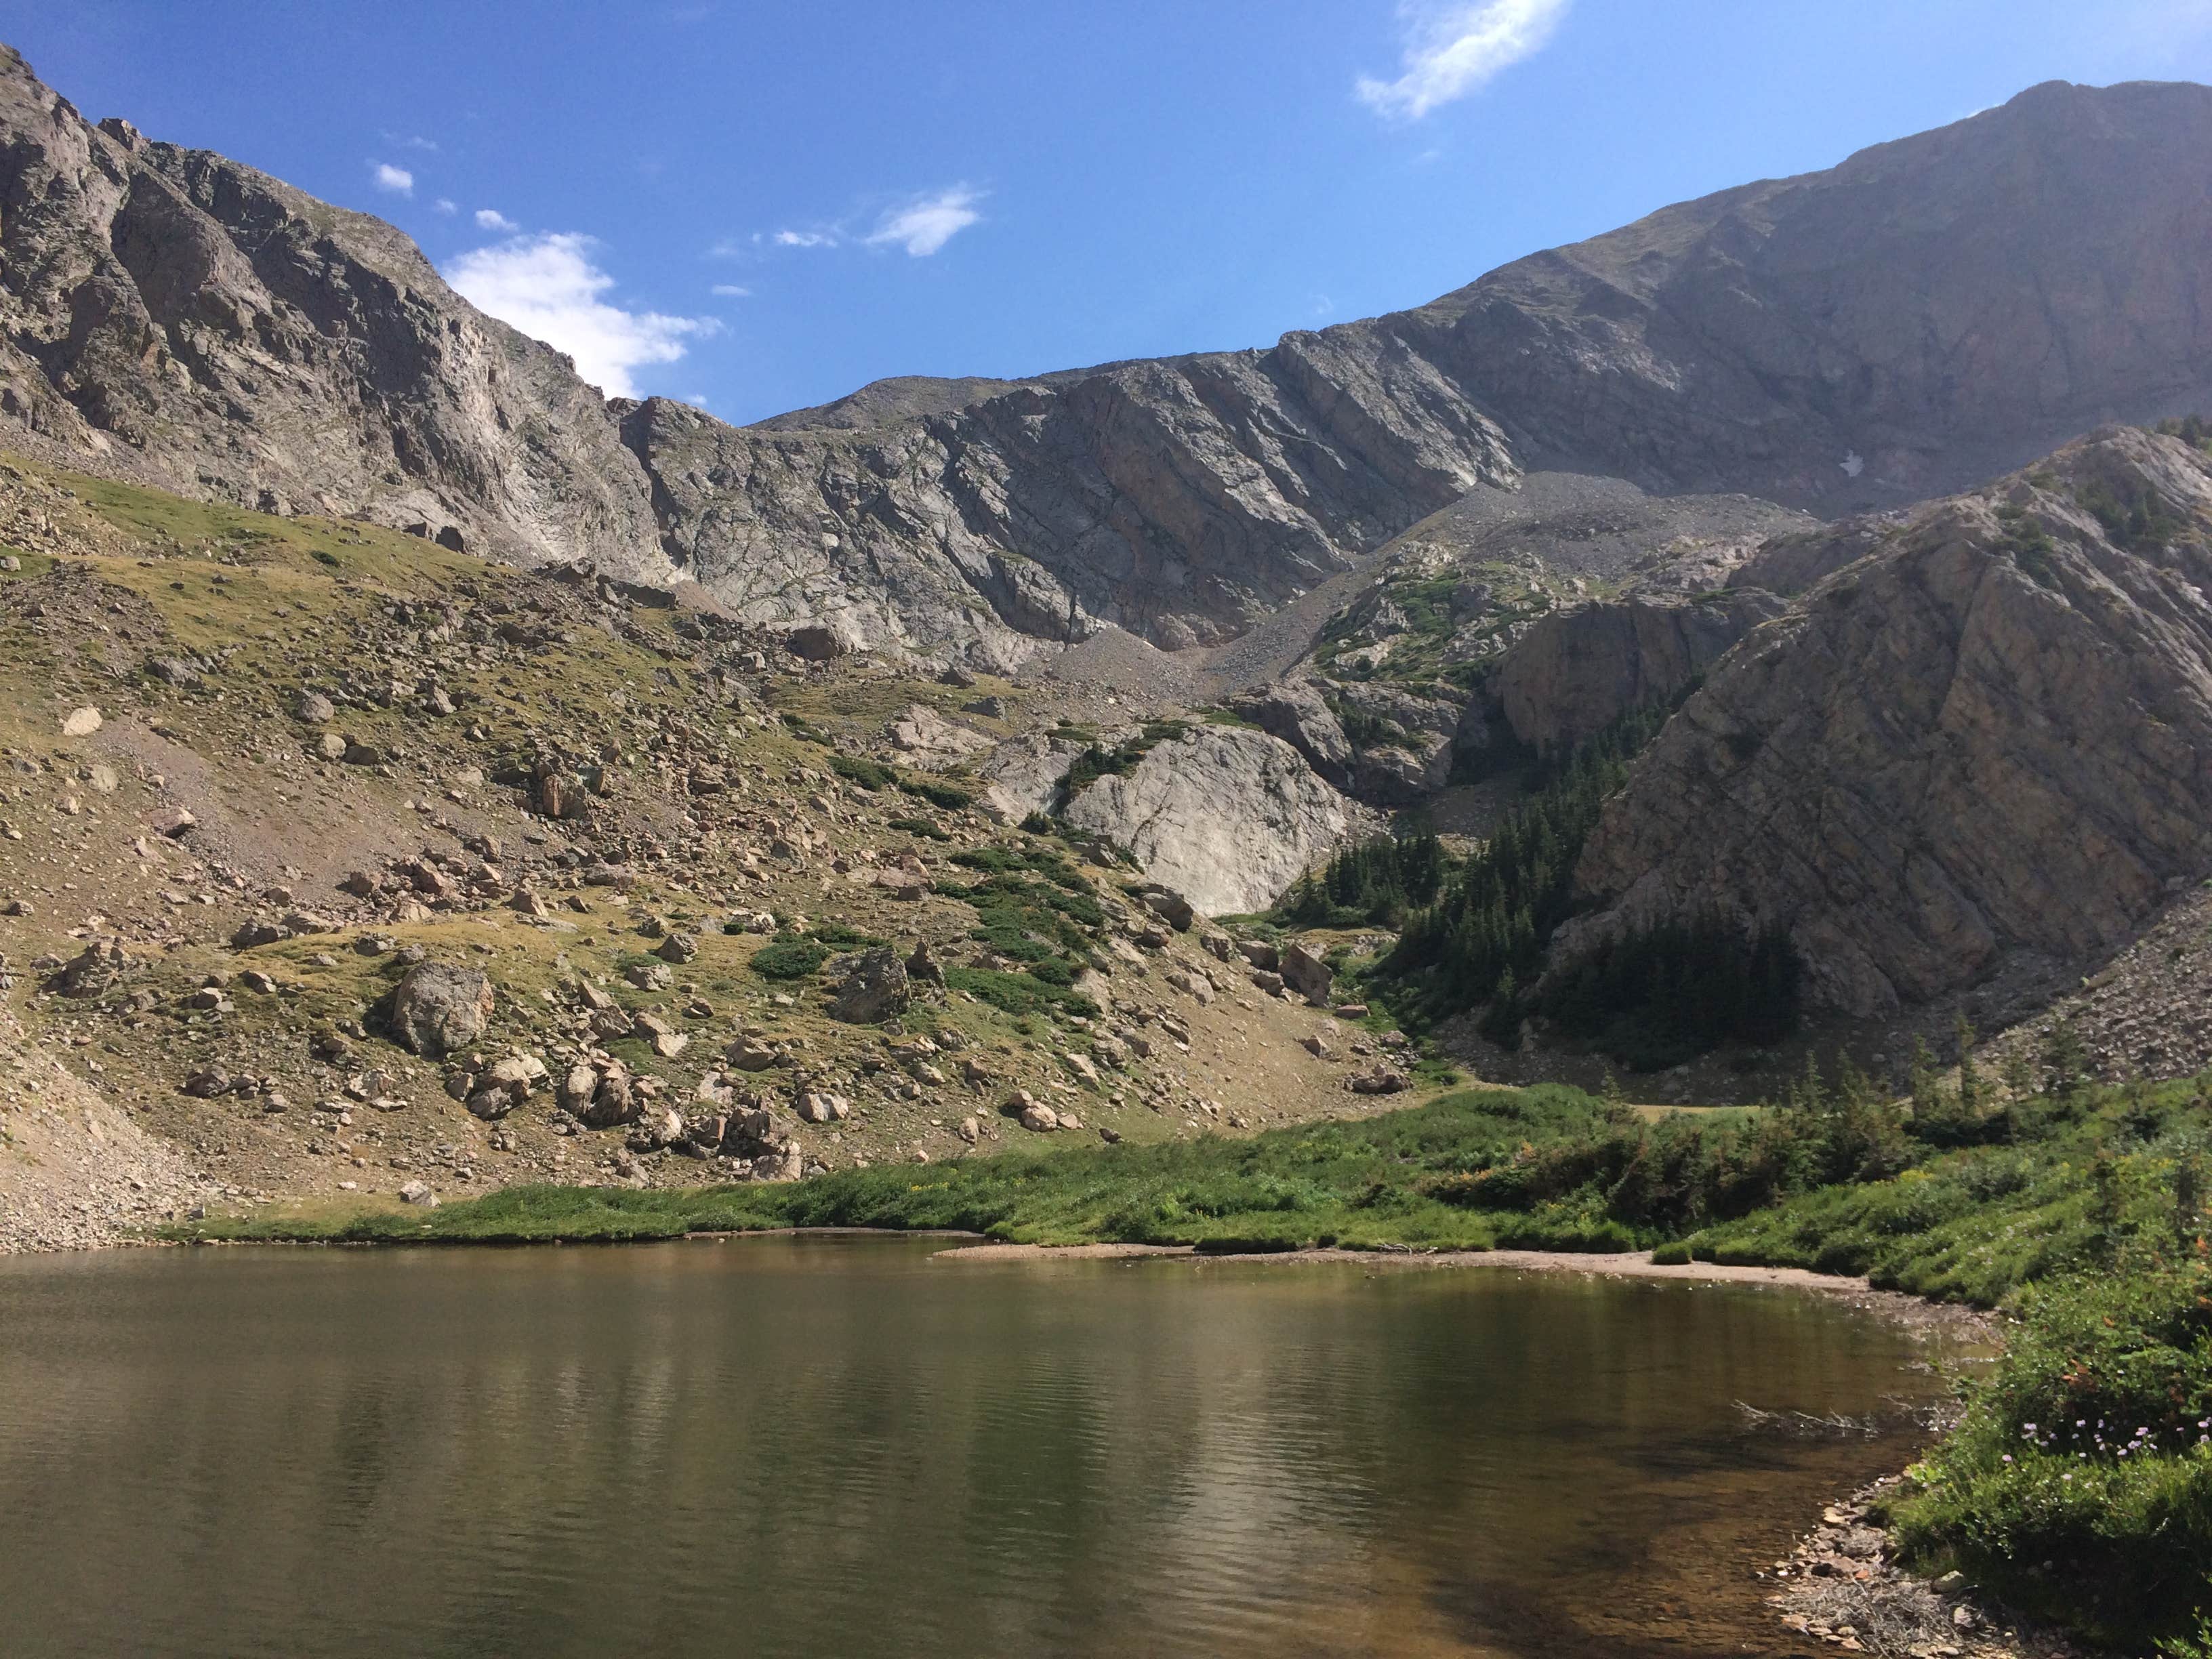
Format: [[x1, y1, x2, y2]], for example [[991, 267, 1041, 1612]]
[[0, 1240, 1952, 1658]]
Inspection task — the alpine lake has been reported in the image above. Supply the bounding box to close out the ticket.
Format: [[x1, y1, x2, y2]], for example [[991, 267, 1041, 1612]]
[[0, 1235, 1969, 1657]]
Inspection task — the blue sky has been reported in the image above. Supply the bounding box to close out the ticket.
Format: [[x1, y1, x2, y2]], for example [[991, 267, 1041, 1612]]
[[13, 1, 2212, 423]]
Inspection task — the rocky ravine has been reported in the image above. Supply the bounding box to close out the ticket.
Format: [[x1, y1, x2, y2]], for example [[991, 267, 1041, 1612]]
[[1560, 426, 2212, 1019], [1219, 474, 1811, 802], [9, 45, 2212, 665]]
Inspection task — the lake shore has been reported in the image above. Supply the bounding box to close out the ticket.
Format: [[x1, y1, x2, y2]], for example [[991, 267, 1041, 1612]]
[[939, 1238, 2085, 1657], [933, 1240, 2005, 1339]]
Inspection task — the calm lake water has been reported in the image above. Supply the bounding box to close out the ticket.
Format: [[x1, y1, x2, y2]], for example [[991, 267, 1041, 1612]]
[[0, 1238, 1955, 1658]]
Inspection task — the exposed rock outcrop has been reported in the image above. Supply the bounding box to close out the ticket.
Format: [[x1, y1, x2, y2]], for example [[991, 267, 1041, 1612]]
[[1561, 427, 2212, 1017], [884, 703, 990, 767], [977, 730, 1088, 823], [1490, 588, 1786, 757], [1060, 726, 1375, 916]]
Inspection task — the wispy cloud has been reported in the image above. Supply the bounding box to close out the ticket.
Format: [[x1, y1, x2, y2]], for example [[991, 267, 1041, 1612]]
[[445, 232, 717, 399], [474, 208, 519, 232], [371, 162, 415, 196], [863, 186, 983, 257], [722, 184, 987, 262], [1355, 0, 1568, 121], [710, 283, 752, 297], [433, 198, 457, 216]]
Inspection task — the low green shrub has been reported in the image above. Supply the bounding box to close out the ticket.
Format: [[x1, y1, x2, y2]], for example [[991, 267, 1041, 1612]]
[[1890, 1262, 2212, 1646], [829, 754, 897, 790], [750, 935, 831, 979], [898, 775, 972, 811]]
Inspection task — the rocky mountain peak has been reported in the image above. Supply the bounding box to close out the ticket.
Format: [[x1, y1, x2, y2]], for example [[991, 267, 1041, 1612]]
[[0, 45, 672, 583]]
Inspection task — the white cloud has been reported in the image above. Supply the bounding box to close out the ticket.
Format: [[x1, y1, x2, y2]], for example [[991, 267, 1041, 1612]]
[[475, 208, 519, 232], [710, 283, 752, 297], [774, 228, 836, 248], [400, 135, 439, 152], [445, 232, 716, 399], [372, 162, 415, 196], [863, 186, 983, 257], [433, 198, 457, 215], [1355, 0, 1569, 121]]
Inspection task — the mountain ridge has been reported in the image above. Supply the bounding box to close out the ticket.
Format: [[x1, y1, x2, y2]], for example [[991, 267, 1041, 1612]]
[[9, 49, 2212, 666]]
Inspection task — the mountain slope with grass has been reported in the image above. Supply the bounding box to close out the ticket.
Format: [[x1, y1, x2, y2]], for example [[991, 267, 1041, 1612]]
[[0, 452, 1433, 1246]]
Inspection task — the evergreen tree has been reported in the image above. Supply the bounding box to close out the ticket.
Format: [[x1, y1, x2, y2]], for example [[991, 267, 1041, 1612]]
[[1955, 1014, 1983, 1117]]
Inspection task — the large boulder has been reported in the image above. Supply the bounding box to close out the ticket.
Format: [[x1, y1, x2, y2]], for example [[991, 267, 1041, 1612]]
[[388, 962, 495, 1057], [1061, 727, 1375, 916], [1231, 678, 1353, 790], [785, 624, 849, 662], [1279, 943, 1334, 1006], [48, 938, 128, 999], [827, 947, 910, 1024], [581, 1067, 641, 1129]]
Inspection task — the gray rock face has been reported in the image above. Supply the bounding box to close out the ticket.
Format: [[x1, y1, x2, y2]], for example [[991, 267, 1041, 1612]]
[[0, 48, 671, 582], [977, 731, 1087, 823], [615, 79, 2212, 659], [1490, 588, 1787, 757], [1231, 677, 1353, 790], [1728, 520, 1898, 598], [617, 333, 1517, 661], [1329, 680, 1462, 804], [1561, 427, 2212, 1017], [1061, 726, 1375, 916], [388, 962, 494, 1057], [1412, 80, 2212, 506]]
